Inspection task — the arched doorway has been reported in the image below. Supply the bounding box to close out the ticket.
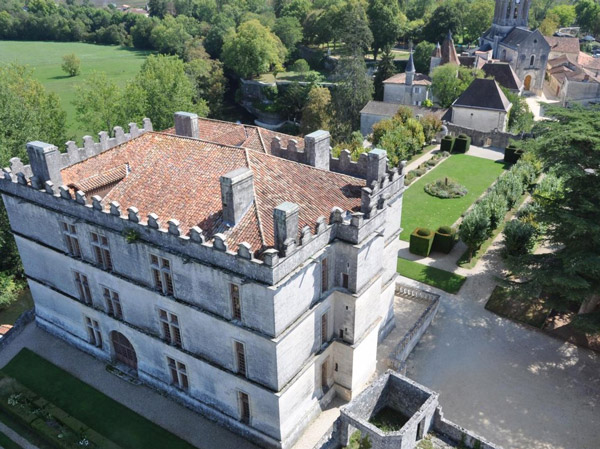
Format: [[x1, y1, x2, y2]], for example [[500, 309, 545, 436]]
[[524, 75, 532, 91], [111, 331, 137, 371]]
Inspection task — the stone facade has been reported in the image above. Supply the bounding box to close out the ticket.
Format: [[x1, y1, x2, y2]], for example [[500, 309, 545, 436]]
[[0, 117, 406, 449], [450, 106, 509, 133]]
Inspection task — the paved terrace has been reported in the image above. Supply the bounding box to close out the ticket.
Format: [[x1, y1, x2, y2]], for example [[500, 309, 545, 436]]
[[0, 324, 260, 449]]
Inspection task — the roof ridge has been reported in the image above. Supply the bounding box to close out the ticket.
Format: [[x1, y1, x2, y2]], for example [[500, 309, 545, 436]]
[[255, 128, 268, 154], [244, 148, 267, 249]]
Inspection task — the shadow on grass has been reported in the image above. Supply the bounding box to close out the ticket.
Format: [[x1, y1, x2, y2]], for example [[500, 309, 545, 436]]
[[397, 258, 466, 294]]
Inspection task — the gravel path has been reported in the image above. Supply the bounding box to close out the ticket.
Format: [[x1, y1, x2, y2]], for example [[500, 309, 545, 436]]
[[404, 234, 600, 449]]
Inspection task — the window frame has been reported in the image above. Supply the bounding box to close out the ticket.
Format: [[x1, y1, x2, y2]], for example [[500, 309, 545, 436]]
[[321, 258, 329, 293], [102, 286, 123, 319], [90, 231, 113, 271], [320, 311, 329, 346], [60, 221, 81, 258], [166, 356, 189, 391], [73, 271, 93, 305], [238, 391, 251, 424], [230, 283, 242, 321], [150, 254, 175, 296], [158, 308, 182, 348], [234, 340, 247, 377], [85, 316, 102, 348]]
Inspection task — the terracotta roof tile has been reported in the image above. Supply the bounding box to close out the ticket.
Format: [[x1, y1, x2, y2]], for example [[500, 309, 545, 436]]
[[60, 132, 362, 254], [383, 73, 431, 85], [544, 36, 580, 55]]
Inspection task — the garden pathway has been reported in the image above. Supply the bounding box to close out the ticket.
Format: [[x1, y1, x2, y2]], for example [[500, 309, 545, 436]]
[[403, 233, 600, 449], [0, 325, 260, 449]]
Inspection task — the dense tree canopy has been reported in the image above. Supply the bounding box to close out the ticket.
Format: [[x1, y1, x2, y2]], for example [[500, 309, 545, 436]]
[[367, 0, 405, 60], [431, 65, 483, 108]]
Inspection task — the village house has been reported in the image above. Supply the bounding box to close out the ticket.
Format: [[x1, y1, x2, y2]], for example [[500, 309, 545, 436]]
[[451, 78, 512, 132], [383, 52, 432, 106], [0, 113, 406, 449]]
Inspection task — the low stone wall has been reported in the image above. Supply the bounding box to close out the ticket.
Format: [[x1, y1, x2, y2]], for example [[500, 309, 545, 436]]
[[444, 122, 520, 148], [0, 309, 35, 352], [433, 409, 501, 449]]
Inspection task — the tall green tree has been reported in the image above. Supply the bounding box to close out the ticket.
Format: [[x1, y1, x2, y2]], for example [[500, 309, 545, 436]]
[[340, 0, 373, 56], [575, 0, 600, 36], [74, 72, 124, 136], [462, 0, 494, 44], [273, 16, 303, 56], [413, 41, 435, 74], [221, 19, 286, 78], [548, 4, 576, 27], [422, 0, 465, 43], [367, 0, 405, 60], [509, 106, 600, 315], [503, 88, 534, 133], [184, 49, 227, 117], [431, 64, 483, 107], [373, 45, 396, 100], [301, 86, 332, 135]]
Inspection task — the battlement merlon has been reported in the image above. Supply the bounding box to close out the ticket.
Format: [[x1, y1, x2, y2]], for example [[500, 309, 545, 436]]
[[1, 141, 404, 288]]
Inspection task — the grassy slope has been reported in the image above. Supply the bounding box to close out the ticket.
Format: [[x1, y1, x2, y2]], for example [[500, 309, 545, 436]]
[[400, 154, 506, 240], [396, 258, 466, 294], [0, 41, 150, 141], [2, 349, 197, 449]]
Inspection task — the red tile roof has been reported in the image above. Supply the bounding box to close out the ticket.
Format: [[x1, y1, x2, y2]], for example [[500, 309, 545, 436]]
[[61, 132, 362, 254], [383, 73, 431, 85], [544, 36, 580, 55]]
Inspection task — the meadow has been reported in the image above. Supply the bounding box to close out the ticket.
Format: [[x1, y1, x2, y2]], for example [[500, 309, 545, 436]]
[[0, 41, 151, 141]]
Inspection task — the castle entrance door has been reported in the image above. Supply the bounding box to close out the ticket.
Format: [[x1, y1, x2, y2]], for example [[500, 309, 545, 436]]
[[524, 75, 532, 91], [111, 331, 138, 372]]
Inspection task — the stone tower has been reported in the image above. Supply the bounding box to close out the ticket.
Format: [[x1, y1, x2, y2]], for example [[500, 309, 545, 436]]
[[488, 0, 531, 42], [429, 42, 442, 74], [405, 50, 415, 85]]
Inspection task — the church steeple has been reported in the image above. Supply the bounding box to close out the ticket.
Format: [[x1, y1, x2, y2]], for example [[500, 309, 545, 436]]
[[405, 50, 415, 85], [493, 0, 530, 29]]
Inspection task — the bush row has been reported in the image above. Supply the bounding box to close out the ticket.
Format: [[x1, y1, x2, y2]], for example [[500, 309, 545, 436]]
[[404, 151, 450, 186], [409, 226, 457, 257], [440, 134, 471, 154], [459, 159, 538, 260]]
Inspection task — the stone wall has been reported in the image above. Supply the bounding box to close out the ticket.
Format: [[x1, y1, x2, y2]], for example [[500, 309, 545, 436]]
[[444, 122, 520, 148], [0, 309, 35, 352]]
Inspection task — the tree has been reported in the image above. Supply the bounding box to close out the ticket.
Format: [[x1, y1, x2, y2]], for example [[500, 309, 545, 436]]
[[509, 106, 600, 315], [575, 0, 600, 36], [149, 15, 192, 56], [184, 48, 227, 117], [279, 0, 312, 22], [61, 53, 80, 77], [503, 88, 534, 133], [301, 86, 332, 134], [273, 16, 303, 55], [276, 82, 309, 122], [373, 45, 396, 100], [461, 0, 494, 44], [203, 13, 236, 58], [431, 64, 483, 107], [420, 113, 442, 142], [503, 219, 536, 256], [148, 0, 168, 18], [539, 12, 559, 36], [367, 0, 405, 60], [547, 4, 576, 27], [422, 0, 464, 44], [459, 206, 490, 261], [221, 19, 286, 78], [74, 72, 124, 136], [342, 0, 373, 56], [331, 55, 373, 140], [413, 41, 435, 74]]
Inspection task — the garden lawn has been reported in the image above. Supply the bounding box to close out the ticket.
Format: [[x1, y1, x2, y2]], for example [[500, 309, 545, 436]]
[[397, 258, 466, 294], [1, 349, 197, 449], [400, 154, 506, 240], [0, 41, 150, 140]]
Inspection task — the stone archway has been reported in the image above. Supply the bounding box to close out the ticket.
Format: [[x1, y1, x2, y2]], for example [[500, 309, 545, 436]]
[[110, 331, 137, 372], [524, 75, 532, 91]]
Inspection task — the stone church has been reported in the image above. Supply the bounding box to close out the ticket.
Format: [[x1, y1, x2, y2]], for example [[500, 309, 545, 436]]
[[479, 0, 550, 93]]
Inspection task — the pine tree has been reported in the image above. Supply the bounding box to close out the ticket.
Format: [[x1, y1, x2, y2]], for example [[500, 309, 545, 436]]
[[374, 46, 396, 101]]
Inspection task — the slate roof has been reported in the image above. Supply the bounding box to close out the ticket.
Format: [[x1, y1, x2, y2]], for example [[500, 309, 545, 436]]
[[164, 117, 304, 154], [60, 132, 362, 253], [383, 73, 431, 85], [482, 62, 523, 90], [544, 36, 580, 54], [453, 78, 511, 111], [500, 27, 532, 48]]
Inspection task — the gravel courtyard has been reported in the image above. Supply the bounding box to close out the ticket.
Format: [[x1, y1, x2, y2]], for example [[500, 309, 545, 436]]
[[404, 243, 600, 449]]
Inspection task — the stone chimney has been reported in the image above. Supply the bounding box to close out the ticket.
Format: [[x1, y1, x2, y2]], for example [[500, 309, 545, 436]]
[[366, 148, 388, 187], [304, 130, 331, 170], [174, 112, 199, 138], [220, 167, 254, 225], [26, 141, 63, 190], [273, 202, 299, 253]]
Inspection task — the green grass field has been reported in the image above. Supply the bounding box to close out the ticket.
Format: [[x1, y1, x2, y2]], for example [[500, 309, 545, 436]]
[[400, 154, 506, 240], [2, 349, 197, 449], [0, 41, 151, 141], [396, 258, 466, 294]]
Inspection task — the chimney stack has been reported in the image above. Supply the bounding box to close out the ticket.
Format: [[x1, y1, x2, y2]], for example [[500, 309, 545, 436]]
[[366, 148, 388, 187], [26, 141, 63, 190], [174, 112, 199, 138], [273, 202, 299, 253], [304, 130, 331, 170], [220, 168, 254, 225]]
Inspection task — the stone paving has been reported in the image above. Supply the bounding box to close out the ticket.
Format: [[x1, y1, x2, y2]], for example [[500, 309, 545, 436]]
[[404, 233, 600, 449], [0, 324, 260, 449]]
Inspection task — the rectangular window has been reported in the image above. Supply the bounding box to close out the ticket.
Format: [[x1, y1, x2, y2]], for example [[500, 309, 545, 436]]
[[103, 287, 123, 319], [74, 271, 92, 304], [321, 258, 328, 293], [230, 284, 242, 321], [85, 317, 102, 348], [321, 312, 328, 345], [61, 222, 81, 257], [235, 341, 247, 377], [167, 356, 189, 390], [238, 391, 250, 424], [341, 273, 349, 289], [151, 254, 174, 296], [91, 232, 112, 271], [159, 309, 182, 347]]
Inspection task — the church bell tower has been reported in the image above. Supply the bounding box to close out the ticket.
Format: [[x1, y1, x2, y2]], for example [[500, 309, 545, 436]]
[[492, 0, 530, 31]]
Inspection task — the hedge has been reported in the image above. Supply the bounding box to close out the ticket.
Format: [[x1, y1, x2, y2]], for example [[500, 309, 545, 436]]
[[504, 144, 523, 164], [440, 135, 455, 152], [433, 226, 456, 253], [453, 134, 471, 153], [409, 227, 435, 257]]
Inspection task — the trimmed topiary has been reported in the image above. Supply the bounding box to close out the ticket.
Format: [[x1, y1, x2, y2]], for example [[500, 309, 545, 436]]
[[424, 177, 468, 198], [440, 135, 455, 152], [433, 225, 456, 253], [504, 144, 522, 164], [453, 134, 471, 153], [410, 227, 434, 257]]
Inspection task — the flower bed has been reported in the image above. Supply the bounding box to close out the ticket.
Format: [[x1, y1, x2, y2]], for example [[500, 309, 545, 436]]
[[424, 177, 468, 198], [404, 151, 450, 186]]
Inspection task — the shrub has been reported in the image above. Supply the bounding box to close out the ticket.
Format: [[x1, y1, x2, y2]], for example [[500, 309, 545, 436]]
[[503, 219, 536, 256], [494, 172, 523, 208], [504, 144, 522, 164], [61, 53, 80, 77], [459, 208, 490, 261], [453, 134, 471, 153], [440, 135, 454, 152], [424, 177, 468, 198], [433, 226, 456, 253], [291, 58, 310, 73], [0, 273, 19, 309], [410, 227, 435, 257], [479, 192, 508, 230], [512, 160, 537, 187], [426, 158, 438, 167]]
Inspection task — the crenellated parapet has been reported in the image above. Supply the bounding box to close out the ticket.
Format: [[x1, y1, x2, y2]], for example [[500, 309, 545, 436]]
[[0, 132, 404, 286]]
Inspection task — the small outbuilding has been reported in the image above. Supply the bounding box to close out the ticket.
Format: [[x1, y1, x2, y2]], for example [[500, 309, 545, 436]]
[[451, 78, 512, 132]]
